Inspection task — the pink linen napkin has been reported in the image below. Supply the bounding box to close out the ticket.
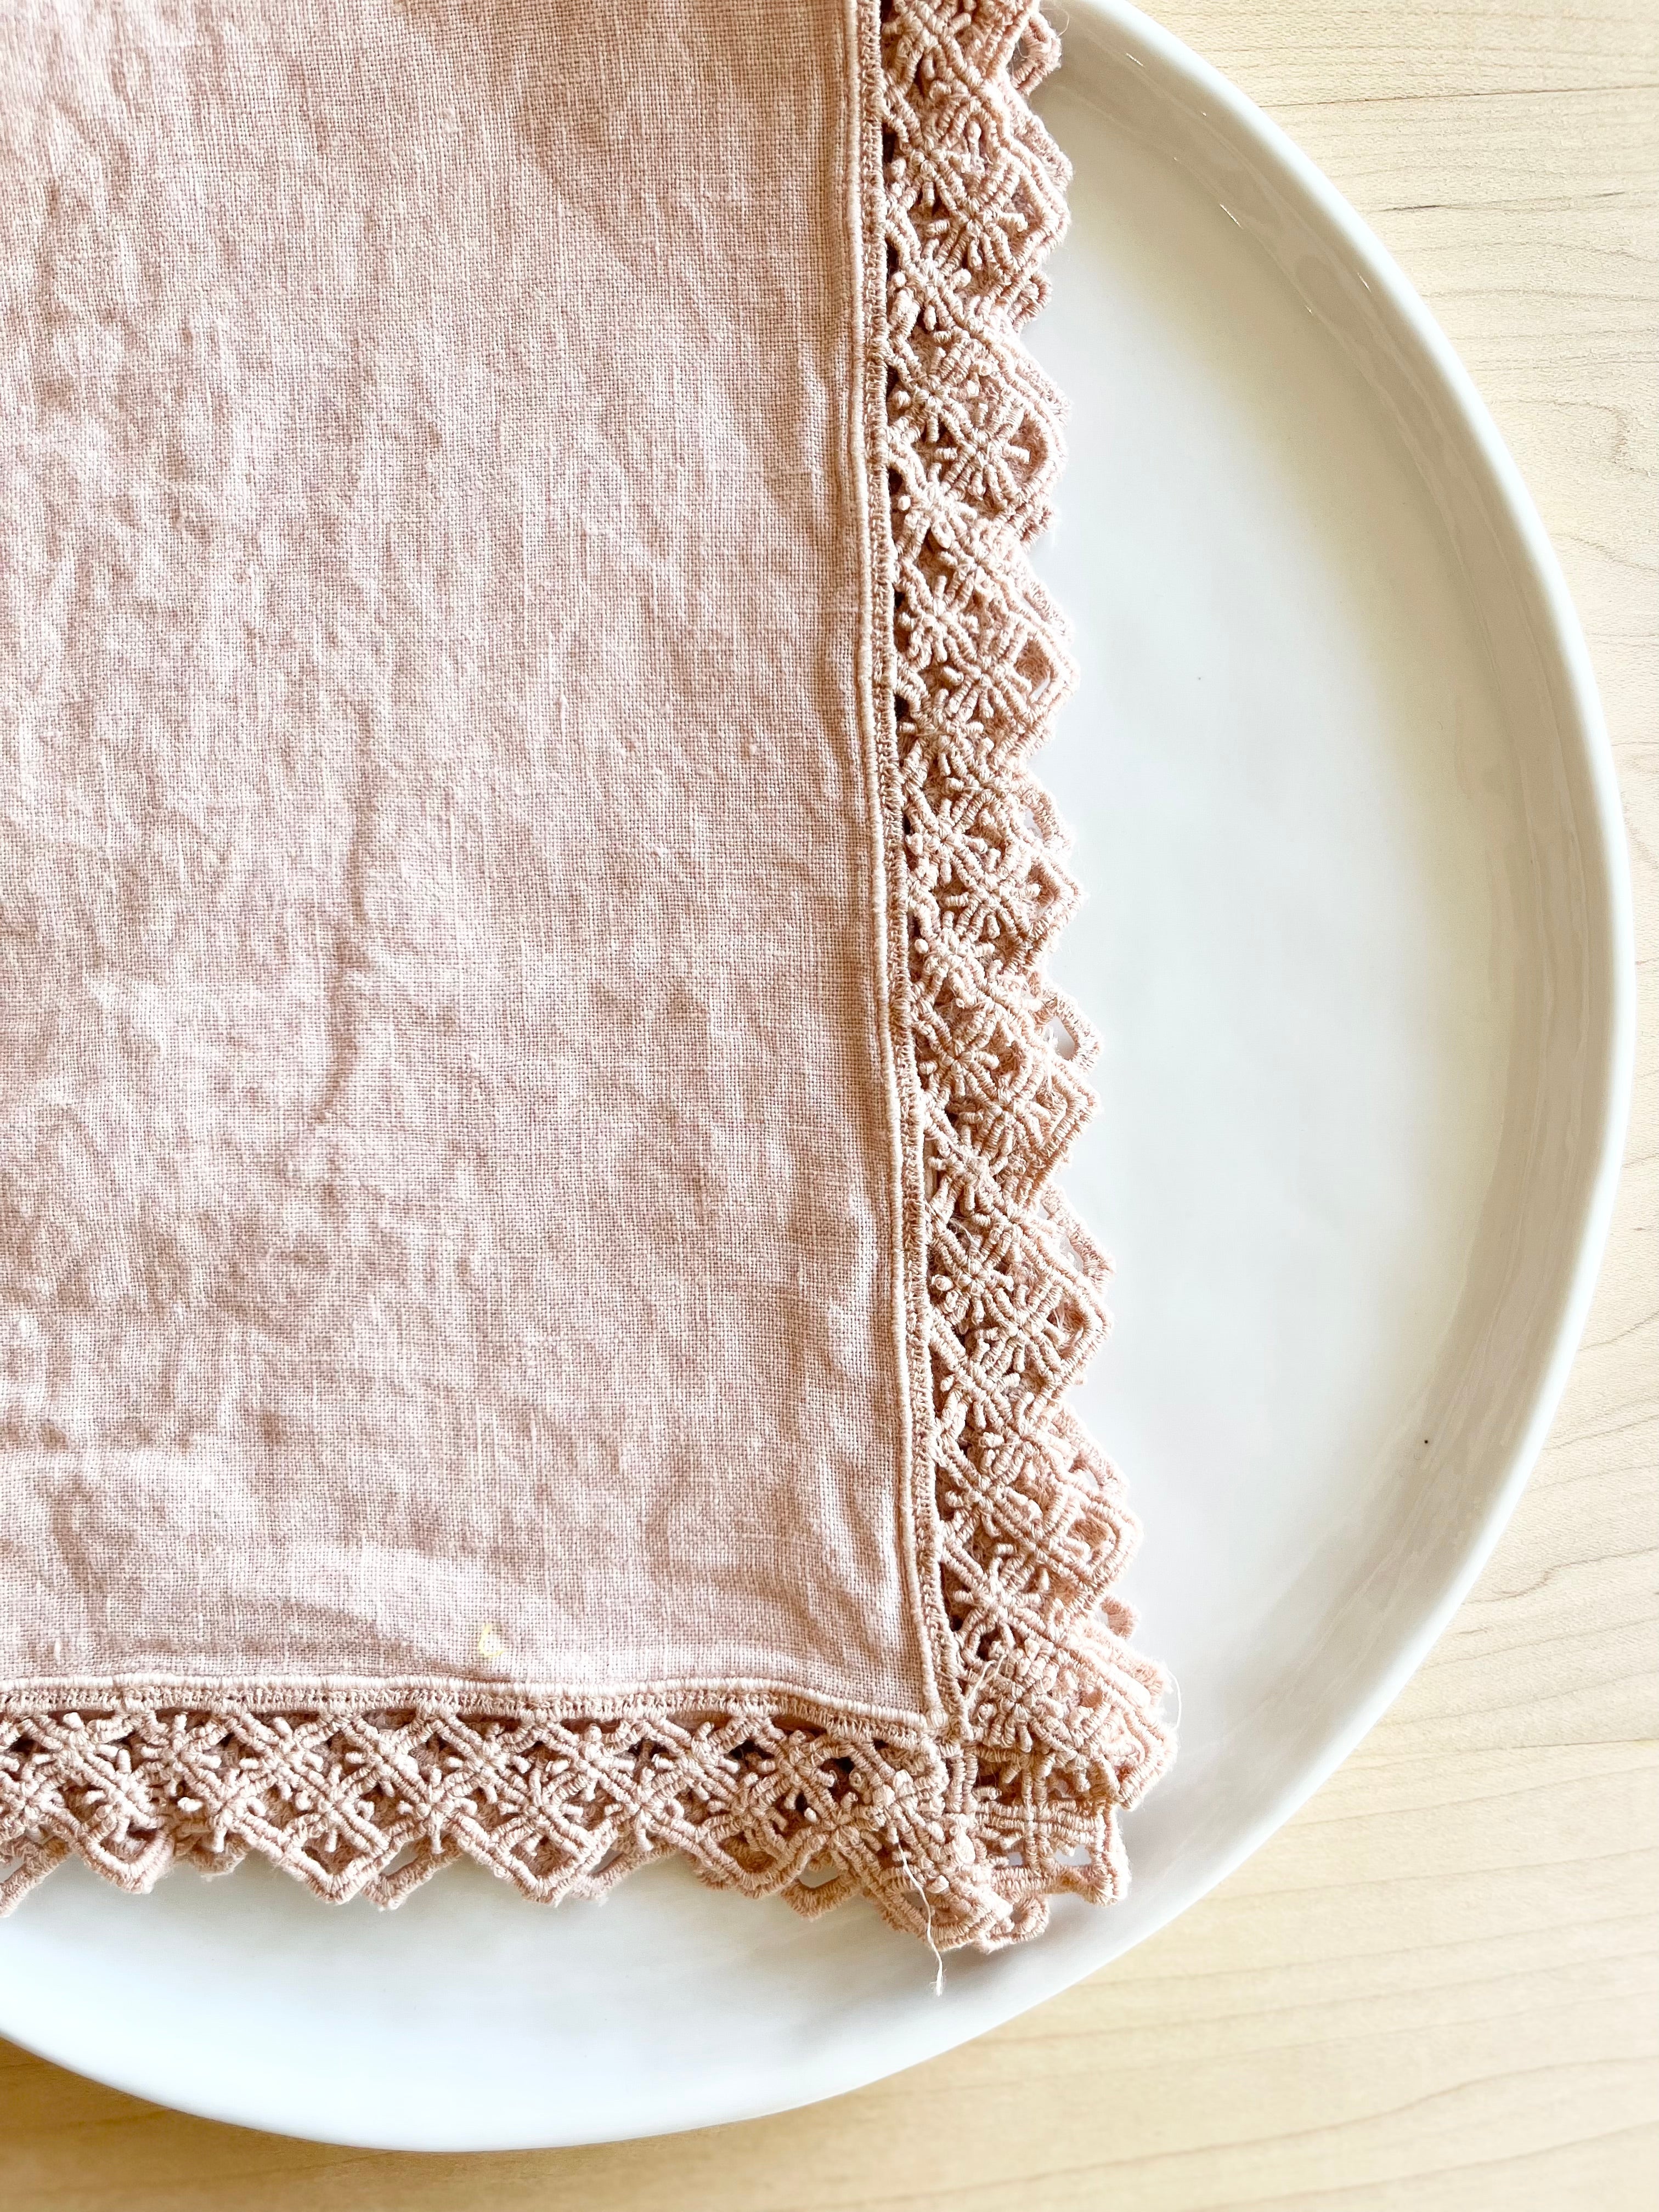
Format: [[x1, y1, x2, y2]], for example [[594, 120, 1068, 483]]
[[0, 0, 1171, 1951]]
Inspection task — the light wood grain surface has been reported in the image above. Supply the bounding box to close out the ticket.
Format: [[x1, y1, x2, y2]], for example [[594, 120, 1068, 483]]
[[3, 2, 1655, 2204]]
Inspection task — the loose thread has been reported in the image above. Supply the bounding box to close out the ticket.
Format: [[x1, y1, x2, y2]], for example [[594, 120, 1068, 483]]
[[896, 1839, 946, 1997]]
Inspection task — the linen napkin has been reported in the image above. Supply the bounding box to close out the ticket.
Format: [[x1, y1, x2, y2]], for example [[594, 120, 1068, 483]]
[[0, 0, 1171, 1951]]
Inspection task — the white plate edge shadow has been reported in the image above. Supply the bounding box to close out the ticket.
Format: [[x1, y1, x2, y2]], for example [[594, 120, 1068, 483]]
[[0, 0, 1635, 2152]]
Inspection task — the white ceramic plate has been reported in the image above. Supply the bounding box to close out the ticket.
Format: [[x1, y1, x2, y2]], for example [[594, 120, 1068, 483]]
[[0, 0, 1632, 2151]]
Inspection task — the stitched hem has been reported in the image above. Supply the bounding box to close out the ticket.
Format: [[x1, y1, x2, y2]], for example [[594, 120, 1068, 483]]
[[0, 0, 1172, 1953], [0, 1678, 944, 1729]]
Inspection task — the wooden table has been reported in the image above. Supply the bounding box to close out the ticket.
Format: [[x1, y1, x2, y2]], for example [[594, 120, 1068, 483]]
[[4, 2, 1654, 2203]]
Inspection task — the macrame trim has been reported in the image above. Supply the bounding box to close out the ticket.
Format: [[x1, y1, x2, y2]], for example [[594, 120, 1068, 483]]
[[0, 0, 1172, 1951]]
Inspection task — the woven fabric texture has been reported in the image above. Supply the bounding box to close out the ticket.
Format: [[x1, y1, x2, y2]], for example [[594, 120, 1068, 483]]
[[0, 0, 1172, 1950]]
